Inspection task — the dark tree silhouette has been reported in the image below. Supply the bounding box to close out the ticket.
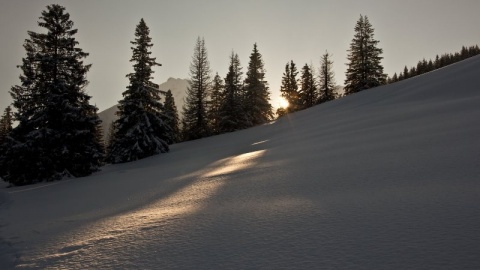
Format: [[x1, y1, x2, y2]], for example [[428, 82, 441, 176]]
[[243, 43, 273, 126], [107, 18, 169, 163], [344, 15, 386, 95], [182, 37, 212, 141], [299, 63, 317, 109], [280, 60, 300, 113], [218, 52, 245, 133], [0, 4, 104, 185], [319, 51, 336, 103]]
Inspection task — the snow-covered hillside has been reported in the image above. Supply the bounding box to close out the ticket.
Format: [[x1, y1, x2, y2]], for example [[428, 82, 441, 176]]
[[1, 56, 480, 269]]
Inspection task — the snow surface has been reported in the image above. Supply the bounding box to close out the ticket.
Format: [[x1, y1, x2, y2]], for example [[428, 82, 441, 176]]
[[1, 56, 480, 269]]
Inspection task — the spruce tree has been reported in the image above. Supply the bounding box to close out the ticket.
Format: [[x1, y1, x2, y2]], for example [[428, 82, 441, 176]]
[[403, 66, 409, 79], [344, 15, 386, 95], [427, 59, 434, 72], [0, 4, 104, 185], [434, 55, 441, 69], [163, 90, 180, 144], [218, 52, 245, 133], [471, 45, 480, 56], [409, 66, 417, 77], [107, 19, 169, 164], [243, 43, 273, 126], [181, 37, 211, 141], [390, 73, 398, 83], [280, 60, 300, 113], [207, 73, 224, 135], [299, 63, 317, 109], [0, 106, 13, 147], [319, 51, 336, 103]]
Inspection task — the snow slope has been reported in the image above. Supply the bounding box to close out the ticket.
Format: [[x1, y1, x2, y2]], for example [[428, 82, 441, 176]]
[[1, 56, 480, 269]]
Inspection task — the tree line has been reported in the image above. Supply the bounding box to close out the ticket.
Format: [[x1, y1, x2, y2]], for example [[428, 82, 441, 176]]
[[387, 45, 480, 83], [0, 5, 478, 186], [181, 41, 273, 141], [0, 4, 275, 185], [276, 51, 337, 117]]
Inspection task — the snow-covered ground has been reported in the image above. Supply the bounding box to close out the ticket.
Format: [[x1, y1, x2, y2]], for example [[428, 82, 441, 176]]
[[1, 56, 480, 269]]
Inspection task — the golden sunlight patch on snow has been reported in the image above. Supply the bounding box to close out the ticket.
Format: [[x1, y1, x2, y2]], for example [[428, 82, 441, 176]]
[[32, 150, 268, 265], [204, 150, 266, 178]]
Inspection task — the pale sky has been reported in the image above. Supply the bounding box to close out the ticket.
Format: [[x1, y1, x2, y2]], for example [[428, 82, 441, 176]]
[[1, 0, 479, 112]]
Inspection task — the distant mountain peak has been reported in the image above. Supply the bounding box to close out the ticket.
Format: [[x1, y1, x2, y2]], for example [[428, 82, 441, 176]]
[[167, 77, 186, 81], [98, 78, 188, 141]]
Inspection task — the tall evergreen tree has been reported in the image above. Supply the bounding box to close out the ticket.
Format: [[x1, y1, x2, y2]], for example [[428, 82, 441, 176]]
[[0, 4, 104, 185], [106, 18, 169, 164], [218, 52, 245, 133], [280, 60, 300, 113], [344, 15, 386, 95], [207, 72, 224, 134], [182, 37, 211, 141], [319, 51, 336, 103], [299, 63, 317, 109], [163, 89, 180, 144], [243, 43, 273, 126]]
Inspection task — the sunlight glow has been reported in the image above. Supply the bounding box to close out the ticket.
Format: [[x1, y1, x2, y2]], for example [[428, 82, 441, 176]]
[[34, 150, 269, 265], [251, 140, 269, 146], [204, 150, 266, 178], [279, 97, 289, 108]]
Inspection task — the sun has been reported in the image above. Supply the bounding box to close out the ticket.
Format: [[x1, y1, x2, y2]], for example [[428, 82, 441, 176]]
[[279, 97, 289, 108]]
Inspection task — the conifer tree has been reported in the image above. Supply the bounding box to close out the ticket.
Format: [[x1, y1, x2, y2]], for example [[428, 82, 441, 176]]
[[218, 52, 245, 133], [416, 59, 428, 75], [107, 19, 169, 164], [207, 73, 224, 134], [243, 43, 273, 126], [471, 45, 480, 56], [299, 63, 317, 109], [434, 55, 441, 69], [163, 90, 180, 144], [0, 4, 104, 185], [390, 73, 398, 83], [280, 60, 300, 113], [319, 51, 336, 103], [427, 59, 434, 72], [409, 66, 417, 77], [0, 106, 13, 147], [182, 37, 211, 141], [403, 66, 409, 79], [344, 15, 386, 95]]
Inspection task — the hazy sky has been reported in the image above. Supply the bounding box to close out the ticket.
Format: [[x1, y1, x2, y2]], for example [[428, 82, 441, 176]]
[[1, 0, 479, 112]]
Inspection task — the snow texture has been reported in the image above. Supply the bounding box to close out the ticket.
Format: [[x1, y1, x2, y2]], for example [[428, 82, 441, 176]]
[[1, 56, 480, 269]]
